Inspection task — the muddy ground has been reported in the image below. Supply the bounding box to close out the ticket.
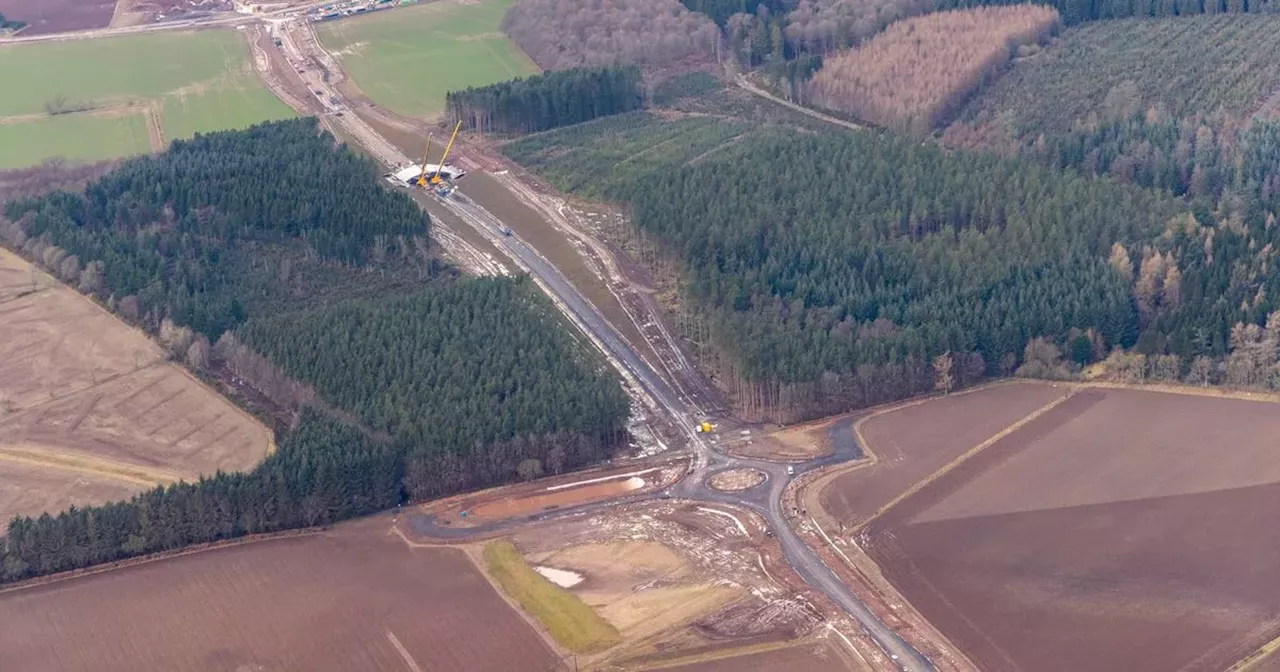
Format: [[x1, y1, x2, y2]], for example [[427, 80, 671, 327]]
[[858, 386, 1280, 672], [0, 0, 115, 35], [503, 500, 837, 670], [816, 381, 1064, 528], [0, 516, 559, 671]]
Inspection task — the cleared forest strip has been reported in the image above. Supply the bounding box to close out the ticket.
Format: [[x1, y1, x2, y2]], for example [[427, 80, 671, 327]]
[[0, 443, 182, 486], [733, 75, 863, 132]]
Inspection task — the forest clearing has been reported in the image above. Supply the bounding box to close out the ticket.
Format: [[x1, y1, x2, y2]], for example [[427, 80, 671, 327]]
[[315, 0, 539, 119], [0, 248, 272, 523], [0, 517, 559, 671], [949, 14, 1280, 144], [816, 384, 1280, 671], [0, 29, 292, 168]]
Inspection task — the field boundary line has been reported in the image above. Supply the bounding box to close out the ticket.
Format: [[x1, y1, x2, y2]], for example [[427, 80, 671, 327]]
[[627, 638, 815, 671], [825, 622, 872, 669], [1076, 379, 1280, 405], [0, 527, 323, 595], [385, 630, 425, 672], [798, 379, 1033, 528], [852, 388, 1075, 534], [0, 444, 182, 486], [809, 514, 979, 672], [1225, 631, 1280, 671], [460, 543, 573, 662]]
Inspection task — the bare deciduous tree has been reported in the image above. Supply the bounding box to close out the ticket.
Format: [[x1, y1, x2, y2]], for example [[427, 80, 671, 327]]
[[805, 6, 1060, 134], [502, 0, 719, 71], [933, 351, 954, 393]]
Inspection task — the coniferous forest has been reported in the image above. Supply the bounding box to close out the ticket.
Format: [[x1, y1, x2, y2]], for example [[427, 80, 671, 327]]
[[0, 120, 628, 584], [2, 119, 431, 338], [447, 66, 643, 134], [504, 107, 1280, 423]]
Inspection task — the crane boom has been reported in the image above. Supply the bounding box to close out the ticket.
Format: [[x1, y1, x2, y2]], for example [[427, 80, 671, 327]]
[[416, 133, 433, 187], [430, 120, 463, 185]]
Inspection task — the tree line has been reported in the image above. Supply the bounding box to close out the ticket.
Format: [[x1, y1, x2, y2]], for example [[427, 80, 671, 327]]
[[502, 0, 720, 71], [619, 128, 1185, 421], [937, 0, 1279, 25], [0, 12, 24, 31], [0, 122, 630, 584], [2, 118, 430, 338], [447, 66, 643, 135]]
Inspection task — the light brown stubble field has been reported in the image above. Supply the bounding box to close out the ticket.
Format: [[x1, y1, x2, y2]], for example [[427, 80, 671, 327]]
[[0, 248, 271, 522]]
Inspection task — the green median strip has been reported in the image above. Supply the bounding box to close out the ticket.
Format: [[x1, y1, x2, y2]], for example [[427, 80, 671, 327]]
[[483, 539, 620, 654]]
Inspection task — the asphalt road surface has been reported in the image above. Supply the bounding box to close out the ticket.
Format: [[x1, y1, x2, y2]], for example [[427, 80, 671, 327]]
[[426, 189, 935, 671]]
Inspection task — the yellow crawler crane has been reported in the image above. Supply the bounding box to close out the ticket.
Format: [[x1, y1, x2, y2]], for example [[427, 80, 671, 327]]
[[416, 120, 463, 193], [415, 133, 434, 187]]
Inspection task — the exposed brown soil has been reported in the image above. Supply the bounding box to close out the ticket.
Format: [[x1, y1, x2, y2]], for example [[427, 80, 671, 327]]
[[0, 517, 559, 671], [818, 382, 1064, 527], [861, 387, 1280, 672], [723, 419, 836, 460], [422, 461, 684, 528], [471, 477, 648, 518], [0, 0, 115, 35], [502, 500, 833, 668], [709, 468, 766, 492], [658, 640, 860, 671]]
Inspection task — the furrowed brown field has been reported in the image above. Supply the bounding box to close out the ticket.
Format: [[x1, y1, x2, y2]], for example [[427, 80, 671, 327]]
[[0, 517, 559, 671], [819, 381, 1065, 527], [0, 249, 271, 522], [0, 0, 115, 35], [831, 386, 1280, 672], [662, 640, 861, 671]]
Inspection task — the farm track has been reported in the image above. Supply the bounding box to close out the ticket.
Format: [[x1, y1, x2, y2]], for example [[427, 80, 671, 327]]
[[0, 444, 180, 486], [2, 6, 940, 669], [271, 23, 936, 668]]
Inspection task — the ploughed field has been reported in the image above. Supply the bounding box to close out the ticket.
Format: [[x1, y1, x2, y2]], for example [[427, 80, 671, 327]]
[[0, 0, 115, 35], [824, 384, 1280, 671], [0, 518, 558, 671]]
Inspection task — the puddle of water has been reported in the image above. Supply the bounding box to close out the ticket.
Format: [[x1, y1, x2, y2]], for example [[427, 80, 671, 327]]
[[535, 566, 584, 588]]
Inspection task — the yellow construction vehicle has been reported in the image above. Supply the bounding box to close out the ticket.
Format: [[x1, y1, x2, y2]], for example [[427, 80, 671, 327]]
[[416, 120, 462, 195], [415, 133, 434, 188]]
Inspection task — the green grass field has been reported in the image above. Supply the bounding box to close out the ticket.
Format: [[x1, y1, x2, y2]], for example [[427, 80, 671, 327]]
[[483, 539, 620, 654], [0, 29, 293, 169], [317, 0, 539, 118], [0, 114, 152, 170]]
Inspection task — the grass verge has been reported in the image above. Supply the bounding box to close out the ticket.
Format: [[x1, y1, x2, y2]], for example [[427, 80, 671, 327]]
[[483, 539, 620, 654]]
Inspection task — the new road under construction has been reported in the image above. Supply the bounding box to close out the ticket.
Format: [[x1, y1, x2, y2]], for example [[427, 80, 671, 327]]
[[246, 11, 935, 670]]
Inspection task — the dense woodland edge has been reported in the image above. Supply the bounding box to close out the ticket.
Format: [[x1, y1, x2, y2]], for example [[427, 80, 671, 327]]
[[0, 120, 630, 584]]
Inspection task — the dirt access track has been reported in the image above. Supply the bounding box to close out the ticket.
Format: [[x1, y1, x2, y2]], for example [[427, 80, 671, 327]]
[[0, 516, 560, 671], [819, 383, 1280, 671], [0, 249, 272, 522]]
